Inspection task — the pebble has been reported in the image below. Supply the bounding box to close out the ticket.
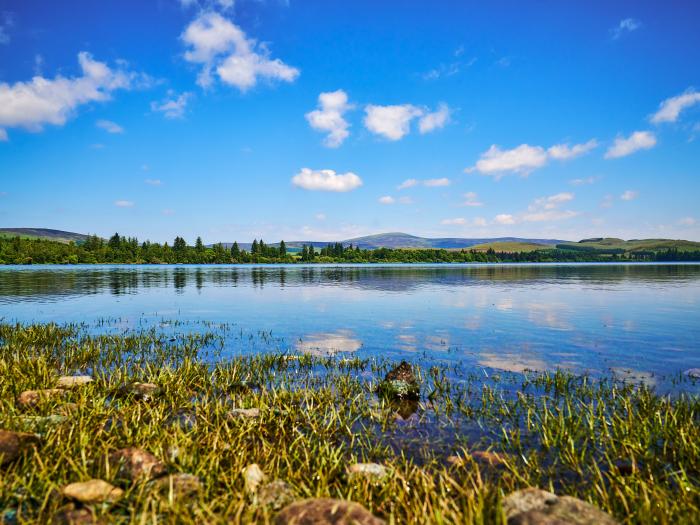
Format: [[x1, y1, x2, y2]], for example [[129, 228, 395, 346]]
[[347, 463, 389, 480], [242, 463, 266, 495], [61, 479, 123, 504], [274, 498, 385, 525], [108, 447, 167, 482], [56, 376, 93, 389], [503, 488, 619, 525], [228, 408, 261, 419]]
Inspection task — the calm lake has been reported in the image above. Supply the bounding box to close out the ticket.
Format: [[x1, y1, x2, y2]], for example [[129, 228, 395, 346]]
[[1, 263, 699, 386]]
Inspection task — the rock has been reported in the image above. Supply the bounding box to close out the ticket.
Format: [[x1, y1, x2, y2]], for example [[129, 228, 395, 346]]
[[56, 376, 93, 389], [471, 450, 508, 467], [0, 430, 40, 466], [228, 408, 261, 420], [61, 479, 123, 504], [377, 361, 419, 401], [17, 389, 65, 408], [51, 505, 97, 525], [275, 498, 385, 525], [503, 488, 618, 525], [347, 463, 389, 481], [685, 368, 700, 379], [108, 448, 167, 482], [242, 463, 266, 495], [150, 473, 202, 498], [118, 382, 161, 401], [257, 480, 296, 510]]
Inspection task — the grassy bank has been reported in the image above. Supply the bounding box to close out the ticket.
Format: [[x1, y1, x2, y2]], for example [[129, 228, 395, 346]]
[[1, 323, 699, 523]]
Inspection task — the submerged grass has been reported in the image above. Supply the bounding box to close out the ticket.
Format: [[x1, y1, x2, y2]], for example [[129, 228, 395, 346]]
[[0, 323, 699, 524]]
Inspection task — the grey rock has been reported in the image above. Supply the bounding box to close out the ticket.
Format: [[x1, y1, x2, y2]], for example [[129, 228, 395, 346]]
[[503, 488, 618, 525], [56, 376, 93, 389], [108, 447, 167, 482], [275, 498, 385, 525], [0, 430, 40, 466], [258, 480, 296, 510]]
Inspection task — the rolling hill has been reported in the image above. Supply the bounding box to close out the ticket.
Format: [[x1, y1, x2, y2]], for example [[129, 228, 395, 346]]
[[0, 228, 91, 243], [557, 238, 700, 253]]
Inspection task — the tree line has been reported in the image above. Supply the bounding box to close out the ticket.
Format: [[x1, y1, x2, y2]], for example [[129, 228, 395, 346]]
[[0, 233, 698, 265]]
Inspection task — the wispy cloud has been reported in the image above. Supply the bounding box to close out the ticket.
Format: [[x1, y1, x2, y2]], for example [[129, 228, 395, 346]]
[[144, 179, 162, 186], [96, 119, 124, 134], [605, 131, 656, 159], [523, 192, 578, 222], [570, 176, 598, 186], [397, 178, 418, 190], [151, 91, 192, 119], [620, 190, 639, 201], [441, 217, 467, 225], [114, 200, 135, 208], [650, 89, 700, 124], [611, 18, 641, 39], [397, 177, 450, 189], [466, 144, 548, 178], [462, 192, 483, 207], [364, 102, 450, 140], [423, 177, 450, 187], [378, 196, 395, 204], [292, 168, 362, 192], [547, 139, 598, 160], [418, 103, 450, 134]]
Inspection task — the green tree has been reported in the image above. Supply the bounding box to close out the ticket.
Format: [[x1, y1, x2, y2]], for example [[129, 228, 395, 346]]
[[231, 241, 241, 260], [279, 240, 287, 257]]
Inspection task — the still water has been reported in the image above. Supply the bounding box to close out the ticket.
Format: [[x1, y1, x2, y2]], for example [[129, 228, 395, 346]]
[[1, 263, 699, 383]]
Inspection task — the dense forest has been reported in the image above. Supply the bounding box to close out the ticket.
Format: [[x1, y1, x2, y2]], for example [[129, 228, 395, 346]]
[[1, 233, 699, 265]]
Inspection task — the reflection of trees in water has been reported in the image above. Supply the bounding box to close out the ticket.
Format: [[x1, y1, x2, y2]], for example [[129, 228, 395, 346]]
[[0, 264, 698, 301]]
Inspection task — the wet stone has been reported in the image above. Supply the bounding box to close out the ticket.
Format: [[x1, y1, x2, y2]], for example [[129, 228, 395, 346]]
[[503, 488, 619, 525], [17, 389, 65, 409], [275, 498, 385, 525], [0, 430, 40, 466], [61, 479, 123, 504], [377, 361, 420, 401], [150, 473, 202, 498], [108, 448, 167, 482], [257, 480, 296, 510], [56, 376, 93, 389]]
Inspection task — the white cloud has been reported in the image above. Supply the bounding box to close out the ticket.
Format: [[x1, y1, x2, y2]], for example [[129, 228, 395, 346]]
[[292, 168, 362, 192], [679, 217, 696, 226], [547, 139, 598, 160], [145, 179, 162, 186], [467, 144, 548, 178], [463, 192, 483, 207], [305, 89, 352, 147], [397, 178, 418, 190], [441, 217, 467, 225], [364, 104, 422, 140], [378, 195, 395, 204], [473, 217, 487, 227], [611, 18, 641, 39], [418, 103, 450, 134], [0, 52, 139, 139], [651, 89, 700, 124], [0, 128, 7, 142], [570, 176, 598, 186], [96, 119, 124, 134], [620, 190, 639, 201], [423, 177, 450, 187], [114, 200, 134, 208], [151, 91, 192, 119], [522, 192, 578, 222], [181, 11, 299, 91], [605, 131, 656, 159], [494, 214, 516, 225]]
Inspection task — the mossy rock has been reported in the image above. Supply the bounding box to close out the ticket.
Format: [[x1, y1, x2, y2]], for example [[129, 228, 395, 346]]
[[376, 361, 420, 401]]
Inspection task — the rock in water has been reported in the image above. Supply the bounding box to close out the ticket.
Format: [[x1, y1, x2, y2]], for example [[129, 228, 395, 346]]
[[17, 389, 65, 408], [61, 479, 123, 504], [108, 448, 166, 482], [377, 361, 419, 401], [0, 430, 40, 465], [503, 488, 618, 525], [243, 463, 266, 495], [56, 376, 93, 389], [275, 498, 385, 525]]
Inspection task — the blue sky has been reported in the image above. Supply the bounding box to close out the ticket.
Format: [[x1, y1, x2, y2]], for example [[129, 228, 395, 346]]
[[1, 0, 699, 243]]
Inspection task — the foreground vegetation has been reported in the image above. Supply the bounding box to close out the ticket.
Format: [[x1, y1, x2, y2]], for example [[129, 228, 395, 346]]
[[1, 234, 699, 265], [1, 322, 698, 523]]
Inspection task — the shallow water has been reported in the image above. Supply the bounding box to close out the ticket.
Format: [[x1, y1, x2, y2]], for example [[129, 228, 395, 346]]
[[1, 263, 699, 384]]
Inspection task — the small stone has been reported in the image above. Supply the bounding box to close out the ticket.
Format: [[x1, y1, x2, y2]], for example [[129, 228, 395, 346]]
[[242, 463, 266, 495], [61, 479, 123, 504], [685, 368, 700, 379], [503, 488, 618, 525], [0, 430, 40, 466], [377, 361, 419, 401], [347, 463, 389, 481], [51, 505, 97, 525], [108, 448, 167, 482], [118, 382, 161, 401], [150, 473, 202, 498], [471, 450, 508, 466], [275, 498, 385, 525], [228, 408, 261, 420], [257, 480, 296, 510], [17, 389, 65, 409], [56, 376, 93, 389]]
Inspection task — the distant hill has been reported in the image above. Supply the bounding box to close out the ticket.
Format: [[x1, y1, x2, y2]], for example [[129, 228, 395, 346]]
[[557, 238, 700, 253], [467, 241, 552, 253], [0, 228, 90, 243], [341, 232, 566, 249]]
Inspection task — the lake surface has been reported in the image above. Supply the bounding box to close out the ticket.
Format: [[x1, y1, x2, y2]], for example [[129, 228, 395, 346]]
[[1, 263, 699, 385]]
